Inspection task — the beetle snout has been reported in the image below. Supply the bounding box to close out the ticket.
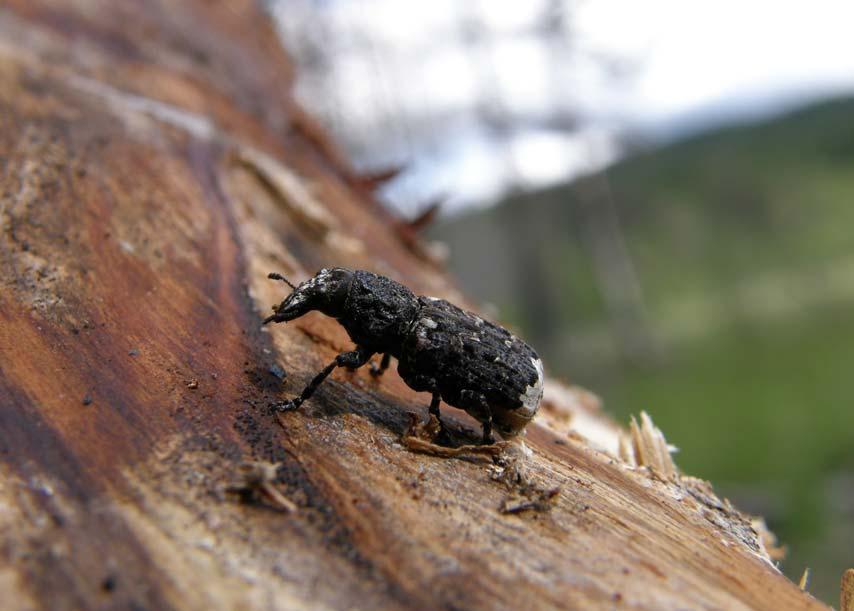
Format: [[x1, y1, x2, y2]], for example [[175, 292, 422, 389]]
[[262, 291, 313, 325]]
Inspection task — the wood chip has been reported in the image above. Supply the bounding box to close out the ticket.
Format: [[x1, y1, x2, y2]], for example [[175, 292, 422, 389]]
[[500, 487, 560, 514], [798, 567, 810, 591], [842, 568, 854, 611], [401, 413, 507, 459], [226, 461, 297, 512]]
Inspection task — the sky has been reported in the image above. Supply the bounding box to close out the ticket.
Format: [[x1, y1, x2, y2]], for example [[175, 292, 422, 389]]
[[273, 0, 854, 215], [576, 0, 854, 127]]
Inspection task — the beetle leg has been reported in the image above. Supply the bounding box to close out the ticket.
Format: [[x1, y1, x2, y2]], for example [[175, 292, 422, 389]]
[[461, 390, 495, 444], [428, 392, 441, 419], [369, 353, 391, 377], [429, 392, 445, 428], [274, 346, 374, 412], [481, 414, 494, 445]]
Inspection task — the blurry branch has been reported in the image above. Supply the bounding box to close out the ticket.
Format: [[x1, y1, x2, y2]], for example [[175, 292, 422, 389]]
[[575, 171, 657, 362], [271, 0, 630, 211]]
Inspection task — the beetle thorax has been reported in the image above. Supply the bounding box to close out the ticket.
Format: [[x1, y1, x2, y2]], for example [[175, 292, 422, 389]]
[[340, 270, 420, 353]]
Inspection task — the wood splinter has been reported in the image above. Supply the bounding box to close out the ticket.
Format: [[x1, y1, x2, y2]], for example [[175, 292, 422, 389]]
[[798, 567, 810, 591], [842, 568, 854, 611], [401, 413, 508, 459], [226, 461, 297, 512]]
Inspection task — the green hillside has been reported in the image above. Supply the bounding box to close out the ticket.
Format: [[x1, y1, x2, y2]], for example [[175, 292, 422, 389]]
[[432, 97, 854, 602]]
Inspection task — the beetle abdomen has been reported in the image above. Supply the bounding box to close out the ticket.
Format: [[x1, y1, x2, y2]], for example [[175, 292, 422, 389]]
[[398, 297, 543, 421]]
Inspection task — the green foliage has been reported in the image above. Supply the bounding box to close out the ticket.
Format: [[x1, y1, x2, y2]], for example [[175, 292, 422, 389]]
[[432, 97, 854, 602]]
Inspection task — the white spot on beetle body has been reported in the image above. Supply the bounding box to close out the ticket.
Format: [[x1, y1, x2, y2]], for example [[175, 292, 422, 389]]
[[519, 357, 544, 416], [283, 268, 333, 309], [306, 268, 332, 290], [286, 292, 307, 308], [416, 316, 438, 339]]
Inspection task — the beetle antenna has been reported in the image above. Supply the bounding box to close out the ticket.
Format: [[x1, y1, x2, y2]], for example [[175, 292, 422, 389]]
[[268, 272, 296, 289]]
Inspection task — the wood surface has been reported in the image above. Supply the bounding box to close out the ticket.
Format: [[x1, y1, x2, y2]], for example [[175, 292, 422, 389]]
[[0, 1, 833, 609]]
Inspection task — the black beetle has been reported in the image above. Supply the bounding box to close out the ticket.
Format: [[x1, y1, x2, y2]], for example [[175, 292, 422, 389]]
[[263, 268, 544, 442]]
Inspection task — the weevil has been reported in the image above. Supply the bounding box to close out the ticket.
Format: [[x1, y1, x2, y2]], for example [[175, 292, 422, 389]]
[[263, 268, 544, 442]]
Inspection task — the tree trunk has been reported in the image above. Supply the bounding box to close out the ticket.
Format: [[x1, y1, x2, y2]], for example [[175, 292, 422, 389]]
[[0, 2, 831, 609]]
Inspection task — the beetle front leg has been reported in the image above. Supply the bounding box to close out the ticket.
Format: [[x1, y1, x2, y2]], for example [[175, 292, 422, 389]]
[[369, 353, 391, 377], [274, 346, 374, 412]]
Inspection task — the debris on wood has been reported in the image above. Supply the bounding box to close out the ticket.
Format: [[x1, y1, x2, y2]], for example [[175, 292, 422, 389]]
[[225, 461, 297, 513], [491, 442, 560, 514], [400, 414, 559, 513], [401, 413, 508, 459], [499, 486, 561, 514]]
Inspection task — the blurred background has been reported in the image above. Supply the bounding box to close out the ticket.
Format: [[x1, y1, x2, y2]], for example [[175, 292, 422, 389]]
[[269, 0, 854, 602]]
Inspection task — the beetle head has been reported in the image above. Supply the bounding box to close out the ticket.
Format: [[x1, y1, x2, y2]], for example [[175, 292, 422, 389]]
[[263, 268, 354, 324]]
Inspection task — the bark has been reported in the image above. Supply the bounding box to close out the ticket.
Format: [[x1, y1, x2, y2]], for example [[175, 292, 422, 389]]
[[0, 2, 831, 610]]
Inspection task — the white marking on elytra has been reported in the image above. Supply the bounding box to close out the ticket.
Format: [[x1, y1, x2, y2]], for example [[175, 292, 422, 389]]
[[519, 357, 544, 416], [416, 316, 439, 338]]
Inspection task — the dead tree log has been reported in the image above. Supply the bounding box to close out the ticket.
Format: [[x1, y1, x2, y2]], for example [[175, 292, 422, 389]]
[[0, 2, 833, 609]]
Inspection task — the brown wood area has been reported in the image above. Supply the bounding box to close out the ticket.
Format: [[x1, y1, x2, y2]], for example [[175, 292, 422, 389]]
[[0, 2, 831, 609]]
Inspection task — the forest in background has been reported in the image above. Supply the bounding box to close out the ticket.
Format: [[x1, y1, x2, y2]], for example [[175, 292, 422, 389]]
[[434, 97, 854, 602]]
